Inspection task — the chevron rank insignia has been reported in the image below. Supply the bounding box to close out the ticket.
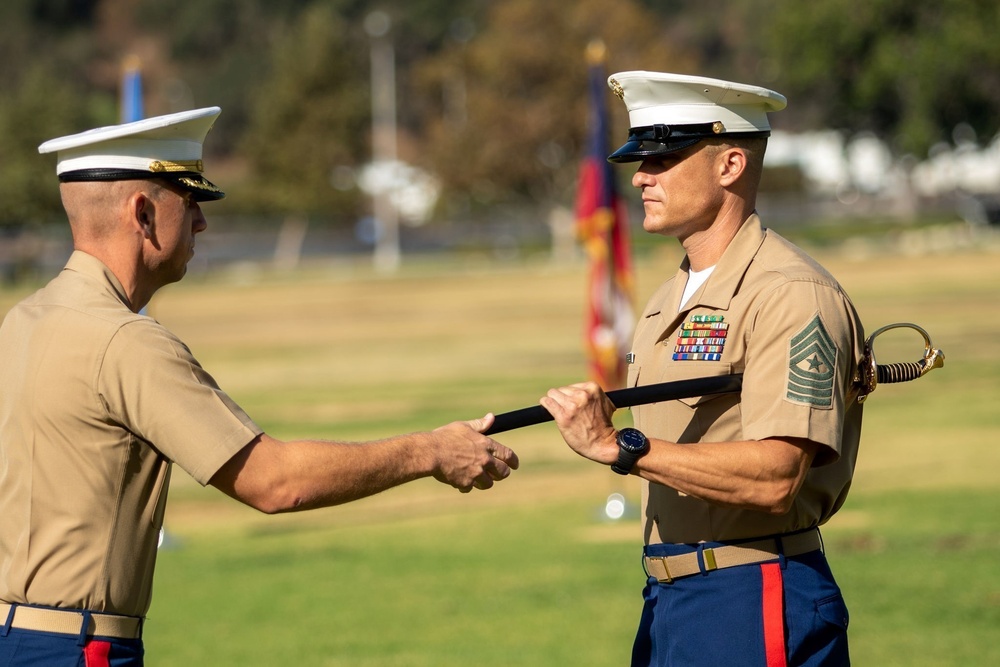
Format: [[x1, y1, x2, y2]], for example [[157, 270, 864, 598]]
[[786, 315, 837, 407]]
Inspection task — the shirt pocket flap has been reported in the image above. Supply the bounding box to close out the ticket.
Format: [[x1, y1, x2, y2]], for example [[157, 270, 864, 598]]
[[665, 362, 736, 408]]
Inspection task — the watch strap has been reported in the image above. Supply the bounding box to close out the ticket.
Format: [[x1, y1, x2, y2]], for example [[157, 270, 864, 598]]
[[611, 450, 642, 475]]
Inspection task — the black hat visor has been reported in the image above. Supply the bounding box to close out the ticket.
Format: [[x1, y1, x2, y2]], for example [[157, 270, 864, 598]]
[[607, 123, 769, 164], [58, 168, 226, 202]]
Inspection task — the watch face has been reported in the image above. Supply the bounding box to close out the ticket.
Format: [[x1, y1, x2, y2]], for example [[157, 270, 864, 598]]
[[618, 428, 647, 453]]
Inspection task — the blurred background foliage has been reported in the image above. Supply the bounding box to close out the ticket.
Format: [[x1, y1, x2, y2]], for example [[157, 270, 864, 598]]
[[1, 0, 999, 226]]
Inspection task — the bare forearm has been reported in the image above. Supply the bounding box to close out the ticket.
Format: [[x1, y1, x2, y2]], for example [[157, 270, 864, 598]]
[[634, 438, 817, 514], [271, 435, 437, 512], [213, 433, 436, 513]]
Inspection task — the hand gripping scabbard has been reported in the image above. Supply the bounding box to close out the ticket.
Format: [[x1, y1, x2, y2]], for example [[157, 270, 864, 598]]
[[484, 374, 744, 435]]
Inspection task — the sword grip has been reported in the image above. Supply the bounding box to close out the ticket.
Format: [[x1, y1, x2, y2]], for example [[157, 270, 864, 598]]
[[876, 362, 923, 384]]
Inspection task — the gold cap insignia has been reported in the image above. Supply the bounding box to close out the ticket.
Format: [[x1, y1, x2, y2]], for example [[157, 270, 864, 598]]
[[609, 78, 624, 100], [177, 176, 222, 193], [149, 159, 204, 173]]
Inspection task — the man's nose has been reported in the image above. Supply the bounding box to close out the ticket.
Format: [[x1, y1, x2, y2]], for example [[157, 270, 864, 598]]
[[192, 205, 208, 233]]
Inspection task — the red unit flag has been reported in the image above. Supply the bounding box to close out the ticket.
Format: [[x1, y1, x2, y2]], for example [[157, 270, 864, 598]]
[[575, 44, 635, 390]]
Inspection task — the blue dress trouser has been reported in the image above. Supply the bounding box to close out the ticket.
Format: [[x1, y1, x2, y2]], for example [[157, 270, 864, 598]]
[[0, 625, 143, 666], [631, 541, 850, 667]]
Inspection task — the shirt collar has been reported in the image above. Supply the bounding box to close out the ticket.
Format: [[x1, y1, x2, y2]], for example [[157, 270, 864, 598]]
[[642, 212, 767, 320], [684, 212, 766, 311], [64, 250, 133, 310]]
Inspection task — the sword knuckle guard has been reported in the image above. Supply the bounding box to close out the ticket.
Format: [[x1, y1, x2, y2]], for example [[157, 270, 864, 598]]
[[855, 322, 944, 403]]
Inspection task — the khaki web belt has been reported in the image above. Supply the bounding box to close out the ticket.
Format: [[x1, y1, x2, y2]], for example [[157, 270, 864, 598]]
[[0, 603, 142, 639], [643, 528, 822, 584]]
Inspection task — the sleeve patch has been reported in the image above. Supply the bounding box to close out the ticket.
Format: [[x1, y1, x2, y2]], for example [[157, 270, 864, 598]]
[[786, 314, 837, 407]]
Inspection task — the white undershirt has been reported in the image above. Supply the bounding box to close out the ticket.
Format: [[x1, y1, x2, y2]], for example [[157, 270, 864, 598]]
[[680, 265, 716, 311]]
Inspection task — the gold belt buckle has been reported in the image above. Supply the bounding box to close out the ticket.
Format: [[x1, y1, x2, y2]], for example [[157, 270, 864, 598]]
[[657, 556, 673, 583], [702, 547, 718, 572]]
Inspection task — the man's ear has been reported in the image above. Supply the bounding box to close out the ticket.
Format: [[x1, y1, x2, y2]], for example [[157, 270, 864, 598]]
[[131, 192, 155, 240], [718, 147, 748, 188]]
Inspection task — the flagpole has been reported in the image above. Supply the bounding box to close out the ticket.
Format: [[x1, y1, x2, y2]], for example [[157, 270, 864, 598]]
[[365, 11, 401, 274]]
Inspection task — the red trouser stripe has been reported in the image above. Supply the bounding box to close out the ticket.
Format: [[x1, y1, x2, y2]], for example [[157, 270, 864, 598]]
[[761, 562, 788, 667], [83, 639, 111, 667]]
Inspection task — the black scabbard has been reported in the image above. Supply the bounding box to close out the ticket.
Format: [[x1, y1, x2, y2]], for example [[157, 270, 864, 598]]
[[484, 373, 744, 435]]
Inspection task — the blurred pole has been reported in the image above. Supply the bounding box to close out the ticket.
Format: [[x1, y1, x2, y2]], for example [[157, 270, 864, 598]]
[[445, 17, 475, 127], [121, 57, 148, 319], [120, 55, 144, 123], [365, 11, 400, 274]]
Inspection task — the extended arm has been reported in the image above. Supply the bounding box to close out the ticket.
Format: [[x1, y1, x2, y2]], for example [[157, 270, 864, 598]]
[[209, 415, 518, 514]]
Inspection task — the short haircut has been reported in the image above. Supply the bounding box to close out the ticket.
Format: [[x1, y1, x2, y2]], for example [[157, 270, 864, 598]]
[[705, 136, 768, 191]]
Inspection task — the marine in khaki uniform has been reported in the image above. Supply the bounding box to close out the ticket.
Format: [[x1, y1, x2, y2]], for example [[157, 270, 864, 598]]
[[542, 72, 864, 666], [0, 108, 517, 666]]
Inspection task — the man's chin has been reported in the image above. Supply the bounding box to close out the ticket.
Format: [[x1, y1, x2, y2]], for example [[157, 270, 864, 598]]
[[163, 265, 188, 286]]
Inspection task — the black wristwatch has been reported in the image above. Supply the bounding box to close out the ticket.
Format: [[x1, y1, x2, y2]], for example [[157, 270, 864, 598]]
[[611, 427, 649, 475]]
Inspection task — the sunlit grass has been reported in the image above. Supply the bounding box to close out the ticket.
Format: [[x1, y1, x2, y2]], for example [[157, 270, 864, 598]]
[[3, 224, 998, 665]]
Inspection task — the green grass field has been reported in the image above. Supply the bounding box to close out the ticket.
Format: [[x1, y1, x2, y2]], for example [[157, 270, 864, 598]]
[[3, 223, 998, 665]]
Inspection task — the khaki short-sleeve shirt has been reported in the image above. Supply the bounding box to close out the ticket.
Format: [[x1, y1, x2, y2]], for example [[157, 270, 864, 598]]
[[0, 252, 262, 616], [630, 215, 865, 544]]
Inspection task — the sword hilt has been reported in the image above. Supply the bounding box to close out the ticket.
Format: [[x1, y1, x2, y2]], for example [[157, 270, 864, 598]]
[[857, 323, 945, 403]]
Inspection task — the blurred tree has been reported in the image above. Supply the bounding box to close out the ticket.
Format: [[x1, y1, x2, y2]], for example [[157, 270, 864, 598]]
[[8, 0, 995, 229], [135, 0, 495, 220], [133, 0, 488, 162], [0, 64, 106, 226], [637, 0, 770, 84], [347, 0, 490, 139], [135, 0, 319, 151], [236, 3, 370, 218], [412, 0, 695, 214], [756, 0, 1000, 157], [0, 0, 113, 227]]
